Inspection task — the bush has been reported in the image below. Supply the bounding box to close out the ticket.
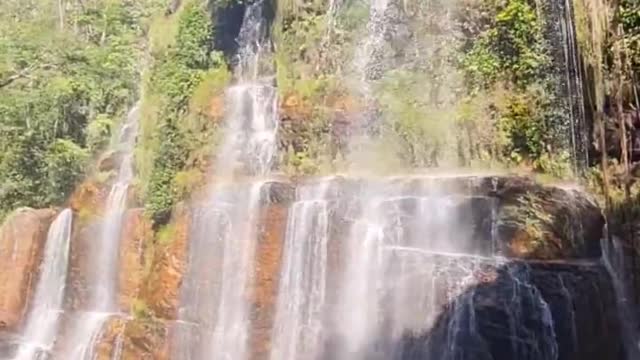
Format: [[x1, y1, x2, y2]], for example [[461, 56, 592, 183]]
[[141, 1, 231, 227], [0, 0, 156, 218], [86, 114, 114, 153], [44, 140, 90, 204]]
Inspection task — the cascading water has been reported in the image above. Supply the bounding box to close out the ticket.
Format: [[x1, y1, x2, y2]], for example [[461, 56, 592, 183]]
[[63, 103, 140, 359], [602, 237, 640, 358], [330, 178, 486, 360], [534, 0, 589, 172], [262, 0, 631, 358], [270, 179, 333, 360], [349, 0, 390, 130], [172, 1, 277, 359], [270, 176, 568, 360], [11, 209, 72, 360]]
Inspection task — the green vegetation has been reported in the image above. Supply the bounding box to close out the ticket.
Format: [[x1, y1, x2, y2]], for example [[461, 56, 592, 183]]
[[131, 298, 153, 320], [0, 0, 160, 219], [271, 0, 578, 175], [620, 0, 640, 72], [457, 0, 572, 175], [0, 0, 638, 229], [273, 0, 349, 174], [139, 0, 231, 227]]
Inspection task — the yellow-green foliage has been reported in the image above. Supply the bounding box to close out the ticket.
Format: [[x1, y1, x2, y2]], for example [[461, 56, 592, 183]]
[[131, 298, 153, 319], [189, 64, 232, 115], [174, 168, 206, 199], [156, 223, 177, 245], [138, 0, 232, 227], [148, 10, 183, 54], [274, 1, 349, 176], [374, 69, 455, 167], [0, 0, 159, 218]]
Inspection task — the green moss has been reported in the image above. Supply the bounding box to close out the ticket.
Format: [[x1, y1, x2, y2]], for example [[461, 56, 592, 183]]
[[131, 298, 153, 320], [140, 1, 231, 227], [189, 63, 232, 114]]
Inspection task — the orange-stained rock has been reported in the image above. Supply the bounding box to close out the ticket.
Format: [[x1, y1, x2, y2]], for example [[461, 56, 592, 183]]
[[281, 93, 313, 121], [66, 209, 145, 312], [67, 215, 98, 310], [0, 208, 56, 331], [250, 203, 288, 360], [105, 199, 289, 360], [326, 93, 362, 114], [69, 178, 108, 222], [90, 316, 170, 360], [208, 95, 225, 121], [118, 209, 153, 311], [139, 204, 190, 320]]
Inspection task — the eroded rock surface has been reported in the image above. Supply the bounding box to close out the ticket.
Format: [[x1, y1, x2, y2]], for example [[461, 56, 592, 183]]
[[4, 175, 624, 359], [0, 208, 56, 331]]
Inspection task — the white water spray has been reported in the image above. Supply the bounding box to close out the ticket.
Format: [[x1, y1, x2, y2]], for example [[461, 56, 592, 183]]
[[12, 209, 72, 360], [270, 180, 333, 360], [173, 1, 278, 359], [64, 103, 140, 359]]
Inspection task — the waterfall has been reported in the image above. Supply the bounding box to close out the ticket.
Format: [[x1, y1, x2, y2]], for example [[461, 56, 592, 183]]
[[173, 1, 277, 359], [270, 179, 333, 360], [64, 103, 140, 359], [11, 209, 72, 360], [270, 176, 565, 360], [560, 0, 588, 171], [534, 0, 589, 172], [352, 0, 390, 101], [111, 329, 125, 360], [326, 0, 343, 36], [215, 0, 277, 178], [331, 179, 475, 359], [602, 237, 640, 358]]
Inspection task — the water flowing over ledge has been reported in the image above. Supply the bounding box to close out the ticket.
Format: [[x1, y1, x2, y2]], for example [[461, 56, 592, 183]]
[[0, 0, 634, 357], [172, 1, 279, 359], [0, 173, 629, 360], [60, 103, 140, 360], [11, 209, 72, 360]]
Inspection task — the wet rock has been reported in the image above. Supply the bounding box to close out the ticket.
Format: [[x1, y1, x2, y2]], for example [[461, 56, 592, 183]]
[[67, 220, 100, 310], [140, 204, 190, 320], [251, 203, 288, 359], [388, 260, 624, 360], [118, 209, 153, 311], [264, 181, 295, 204], [493, 176, 604, 259], [96, 150, 120, 173], [74, 175, 611, 358], [88, 316, 170, 360], [297, 175, 605, 260], [0, 208, 56, 331]]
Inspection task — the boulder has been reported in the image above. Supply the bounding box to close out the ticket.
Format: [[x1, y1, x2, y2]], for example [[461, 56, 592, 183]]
[[382, 260, 625, 360]]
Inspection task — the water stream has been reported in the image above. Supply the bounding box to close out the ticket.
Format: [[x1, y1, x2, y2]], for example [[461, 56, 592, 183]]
[[172, 1, 277, 359], [64, 103, 140, 359], [270, 180, 333, 360], [11, 209, 73, 360], [269, 176, 566, 360], [602, 237, 640, 358]]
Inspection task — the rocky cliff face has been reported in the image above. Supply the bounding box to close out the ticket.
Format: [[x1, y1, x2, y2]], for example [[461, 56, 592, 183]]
[[0, 175, 626, 359], [78, 175, 621, 360], [0, 208, 57, 332]]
